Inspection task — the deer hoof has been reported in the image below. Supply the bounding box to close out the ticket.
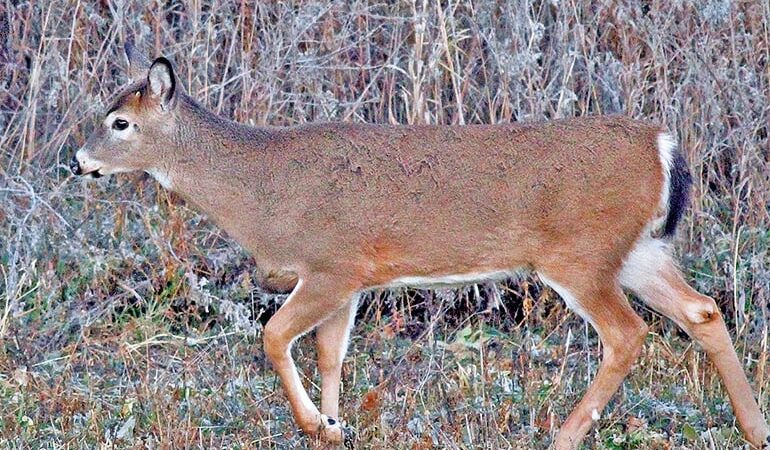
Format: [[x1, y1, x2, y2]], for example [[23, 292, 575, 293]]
[[312, 415, 356, 448]]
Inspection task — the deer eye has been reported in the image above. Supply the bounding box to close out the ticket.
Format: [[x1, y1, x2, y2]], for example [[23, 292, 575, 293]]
[[112, 118, 129, 130]]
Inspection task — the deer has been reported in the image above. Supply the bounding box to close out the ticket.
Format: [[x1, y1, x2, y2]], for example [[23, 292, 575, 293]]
[[70, 42, 770, 449]]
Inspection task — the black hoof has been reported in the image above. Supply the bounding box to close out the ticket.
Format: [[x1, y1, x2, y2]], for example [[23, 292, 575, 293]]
[[342, 425, 356, 449]]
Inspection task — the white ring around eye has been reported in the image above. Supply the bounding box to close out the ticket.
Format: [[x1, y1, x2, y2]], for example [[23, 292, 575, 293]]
[[111, 121, 134, 140]]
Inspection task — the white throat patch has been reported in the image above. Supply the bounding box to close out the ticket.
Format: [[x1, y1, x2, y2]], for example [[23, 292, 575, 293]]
[[146, 168, 173, 189]]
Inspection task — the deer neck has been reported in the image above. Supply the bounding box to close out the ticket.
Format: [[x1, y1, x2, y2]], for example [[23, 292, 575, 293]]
[[147, 94, 273, 192], [145, 95, 281, 245]]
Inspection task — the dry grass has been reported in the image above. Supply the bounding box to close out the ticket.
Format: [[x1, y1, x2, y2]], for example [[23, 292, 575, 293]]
[[1, 1, 769, 449]]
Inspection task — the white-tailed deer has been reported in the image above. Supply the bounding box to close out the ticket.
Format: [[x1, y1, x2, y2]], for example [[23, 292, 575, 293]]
[[71, 43, 770, 449]]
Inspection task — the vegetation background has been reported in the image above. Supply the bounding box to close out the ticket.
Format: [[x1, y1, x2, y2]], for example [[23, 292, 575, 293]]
[[1, 0, 769, 448]]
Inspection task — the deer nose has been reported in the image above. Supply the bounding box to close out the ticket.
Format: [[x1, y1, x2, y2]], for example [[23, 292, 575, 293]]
[[70, 154, 82, 175]]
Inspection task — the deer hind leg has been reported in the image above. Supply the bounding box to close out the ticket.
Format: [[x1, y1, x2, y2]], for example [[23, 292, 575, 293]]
[[620, 238, 770, 449], [316, 294, 359, 419], [539, 272, 649, 450], [263, 275, 357, 445]]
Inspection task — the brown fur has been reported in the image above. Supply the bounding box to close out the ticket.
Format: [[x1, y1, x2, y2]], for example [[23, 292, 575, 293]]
[[135, 101, 664, 284]]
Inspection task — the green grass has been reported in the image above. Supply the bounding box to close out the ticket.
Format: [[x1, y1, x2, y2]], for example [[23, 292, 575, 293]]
[[0, 297, 761, 448]]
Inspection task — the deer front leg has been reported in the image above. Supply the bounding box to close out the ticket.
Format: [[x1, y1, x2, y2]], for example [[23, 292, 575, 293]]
[[316, 295, 359, 419], [263, 275, 358, 445]]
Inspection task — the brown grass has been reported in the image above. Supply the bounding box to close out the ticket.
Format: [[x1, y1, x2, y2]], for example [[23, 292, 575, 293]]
[[1, 1, 769, 449]]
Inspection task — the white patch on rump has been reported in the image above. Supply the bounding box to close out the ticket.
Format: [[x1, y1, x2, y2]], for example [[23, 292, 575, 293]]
[[654, 132, 677, 229], [618, 237, 670, 296], [620, 237, 717, 326]]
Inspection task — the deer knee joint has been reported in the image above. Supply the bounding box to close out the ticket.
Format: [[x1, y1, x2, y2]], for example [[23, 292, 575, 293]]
[[624, 318, 648, 345], [628, 322, 649, 357], [623, 321, 648, 353], [317, 350, 342, 374], [684, 296, 720, 326], [603, 320, 647, 367], [636, 321, 650, 340], [263, 324, 289, 363]]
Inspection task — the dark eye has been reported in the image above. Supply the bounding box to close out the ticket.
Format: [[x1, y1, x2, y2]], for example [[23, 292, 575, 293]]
[[112, 118, 129, 130]]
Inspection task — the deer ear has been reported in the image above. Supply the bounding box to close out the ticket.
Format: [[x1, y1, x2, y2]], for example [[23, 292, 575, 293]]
[[148, 57, 176, 109], [124, 38, 151, 81]]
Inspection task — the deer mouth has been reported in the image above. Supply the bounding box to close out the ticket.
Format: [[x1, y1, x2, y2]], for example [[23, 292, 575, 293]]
[[70, 154, 104, 178], [75, 165, 104, 179], [75, 166, 104, 179], [85, 169, 104, 179]]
